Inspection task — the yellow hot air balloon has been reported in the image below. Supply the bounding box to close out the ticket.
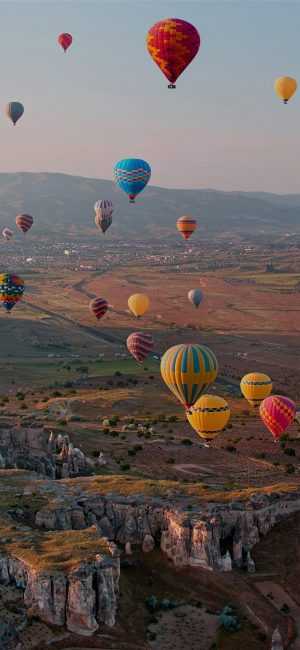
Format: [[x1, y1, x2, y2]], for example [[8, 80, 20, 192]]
[[187, 394, 230, 441], [128, 293, 150, 318], [240, 372, 272, 407], [274, 77, 297, 104], [160, 343, 218, 408]]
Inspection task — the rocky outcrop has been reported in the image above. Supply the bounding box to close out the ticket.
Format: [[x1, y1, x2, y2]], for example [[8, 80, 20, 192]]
[[0, 424, 55, 477]]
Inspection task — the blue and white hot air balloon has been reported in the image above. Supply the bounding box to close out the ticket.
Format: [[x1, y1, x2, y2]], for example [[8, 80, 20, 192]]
[[114, 158, 151, 203], [188, 288, 203, 308]]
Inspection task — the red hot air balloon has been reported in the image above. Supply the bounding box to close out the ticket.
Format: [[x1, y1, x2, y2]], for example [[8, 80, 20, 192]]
[[58, 33, 73, 52], [146, 18, 200, 88], [16, 214, 33, 234], [127, 332, 154, 363], [89, 297, 108, 321], [259, 395, 296, 442]]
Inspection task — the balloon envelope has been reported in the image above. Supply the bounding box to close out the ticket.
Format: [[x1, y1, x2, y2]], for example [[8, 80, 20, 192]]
[[188, 289, 203, 308], [128, 293, 150, 318], [2, 228, 13, 241], [274, 77, 297, 103], [0, 273, 24, 312], [89, 297, 108, 320], [187, 394, 230, 440], [177, 216, 197, 240], [146, 18, 200, 87], [260, 395, 296, 441], [5, 102, 24, 125], [94, 200, 113, 234], [160, 343, 218, 408], [240, 372, 272, 407], [114, 159, 151, 203], [58, 33, 73, 51], [16, 214, 33, 234], [127, 332, 154, 363]]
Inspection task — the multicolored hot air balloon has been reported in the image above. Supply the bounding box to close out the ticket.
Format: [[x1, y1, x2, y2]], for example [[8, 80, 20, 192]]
[[127, 331, 154, 363], [240, 372, 272, 407], [16, 214, 33, 234], [128, 293, 150, 318], [260, 395, 296, 442], [5, 102, 24, 125], [58, 33, 73, 52], [177, 216, 197, 240], [94, 200, 113, 234], [2, 228, 13, 242], [146, 18, 200, 88], [0, 273, 24, 312], [187, 394, 230, 442], [274, 77, 297, 104], [114, 159, 151, 203], [160, 343, 218, 408], [188, 289, 203, 308], [89, 297, 108, 321]]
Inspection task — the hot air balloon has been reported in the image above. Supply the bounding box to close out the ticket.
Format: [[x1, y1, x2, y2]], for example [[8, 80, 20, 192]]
[[114, 159, 151, 203], [128, 293, 150, 318], [260, 395, 296, 442], [58, 33, 73, 52], [94, 200, 113, 234], [274, 77, 297, 104], [16, 214, 33, 234], [2, 228, 13, 242], [295, 411, 300, 426], [0, 273, 24, 312], [146, 18, 200, 88], [127, 332, 154, 363], [89, 297, 108, 320], [188, 289, 203, 308], [5, 102, 24, 125], [160, 343, 218, 408], [240, 372, 272, 407], [187, 394, 230, 442], [177, 216, 197, 240]]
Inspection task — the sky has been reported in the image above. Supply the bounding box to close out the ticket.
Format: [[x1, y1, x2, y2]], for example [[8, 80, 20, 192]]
[[1, 0, 300, 192]]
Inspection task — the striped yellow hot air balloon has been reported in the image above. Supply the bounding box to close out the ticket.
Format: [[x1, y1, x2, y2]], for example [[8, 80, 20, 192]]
[[187, 394, 230, 441], [240, 372, 272, 407], [160, 343, 218, 408], [274, 77, 297, 104], [128, 293, 150, 318]]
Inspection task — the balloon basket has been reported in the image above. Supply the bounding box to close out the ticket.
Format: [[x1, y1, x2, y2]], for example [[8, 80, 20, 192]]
[[168, 83, 176, 89]]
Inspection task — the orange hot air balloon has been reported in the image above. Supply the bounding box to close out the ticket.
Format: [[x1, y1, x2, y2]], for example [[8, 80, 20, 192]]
[[58, 33, 73, 52], [146, 18, 200, 88], [177, 216, 197, 240]]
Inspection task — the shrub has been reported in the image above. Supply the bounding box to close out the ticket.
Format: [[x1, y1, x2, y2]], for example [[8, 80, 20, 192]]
[[166, 457, 175, 464], [120, 463, 130, 471], [284, 447, 296, 457], [128, 448, 136, 456], [133, 444, 143, 452], [168, 415, 178, 423], [285, 464, 295, 474], [181, 438, 193, 446], [52, 390, 62, 397], [103, 427, 110, 435], [226, 445, 237, 453], [16, 392, 25, 400]]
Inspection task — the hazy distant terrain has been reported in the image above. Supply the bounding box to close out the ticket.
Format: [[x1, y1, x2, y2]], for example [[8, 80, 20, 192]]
[[1, 172, 300, 239]]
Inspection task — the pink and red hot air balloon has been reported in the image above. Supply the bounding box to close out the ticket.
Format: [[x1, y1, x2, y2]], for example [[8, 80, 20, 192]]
[[259, 395, 296, 442], [58, 33, 73, 52], [16, 214, 33, 234], [146, 18, 200, 89], [126, 332, 154, 363], [89, 297, 108, 321]]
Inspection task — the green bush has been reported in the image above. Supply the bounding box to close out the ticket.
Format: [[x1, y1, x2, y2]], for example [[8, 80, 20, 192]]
[[181, 438, 193, 446], [120, 463, 130, 471], [284, 447, 296, 457]]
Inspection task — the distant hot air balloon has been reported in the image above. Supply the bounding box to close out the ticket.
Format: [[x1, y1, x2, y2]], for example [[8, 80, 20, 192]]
[[127, 331, 154, 363], [177, 216, 197, 240], [16, 214, 33, 234], [2, 228, 13, 242], [160, 343, 218, 408], [188, 289, 203, 308], [5, 102, 24, 125], [58, 33, 73, 52], [274, 77, 297, 104], [240, 372, 272, 407], [187, 394, 230, 442], [114, 159, 151, 203], [0, 273, 24, 312], [146, 18, 200, 88], [128, 293, 150, 318], [89, 297, 108, 320], [260, 395, 296, 442], [94, 200, 113, 234], [295, 411, 300, 426]]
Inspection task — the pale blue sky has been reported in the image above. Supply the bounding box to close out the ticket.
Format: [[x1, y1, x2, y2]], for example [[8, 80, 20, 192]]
[[0, 1, 300, 192]]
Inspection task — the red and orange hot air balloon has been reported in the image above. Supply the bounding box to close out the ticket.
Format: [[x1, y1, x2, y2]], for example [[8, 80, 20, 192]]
[[16, 214, 33, 234], [127, 332, 154, 363], [89, 297, 108, 321], [146, 18, 200, 88], [58, 33, 73, 52], [259, 395, 296, 442], [177, 216, 197, 241]]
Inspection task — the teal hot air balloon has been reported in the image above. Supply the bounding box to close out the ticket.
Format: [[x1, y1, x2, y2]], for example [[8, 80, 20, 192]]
[[114, 158, 151, 203], [188, 289, 203, 308], [5, 102, 24, 125]]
